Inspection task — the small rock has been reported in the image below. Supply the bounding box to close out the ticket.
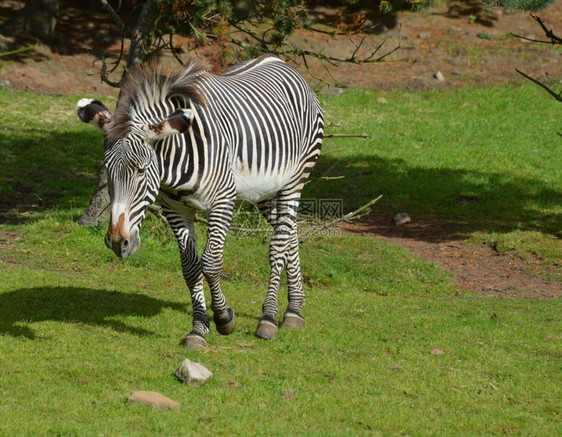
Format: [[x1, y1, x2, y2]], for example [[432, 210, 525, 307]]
[[520, 34, 535, 43], [433, 71, 445, 82], [319, 85, 346, 96], [393, 212, 411, 226], [376, 96, 388, 104], [128, 390, 180, 411], [431, 349, 445, 355], [176, 358, 213, 387]]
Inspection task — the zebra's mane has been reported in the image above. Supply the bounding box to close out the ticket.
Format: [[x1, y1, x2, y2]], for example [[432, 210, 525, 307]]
[[107, 60, 207, 140]]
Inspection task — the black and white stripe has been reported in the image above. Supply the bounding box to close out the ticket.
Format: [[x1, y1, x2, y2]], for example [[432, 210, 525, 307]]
[[79, 54, 324, 345]]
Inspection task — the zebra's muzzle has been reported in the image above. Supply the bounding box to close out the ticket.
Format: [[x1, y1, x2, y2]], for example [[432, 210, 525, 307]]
[[105, 232, 140, 258], [105, 215, 140, 258]]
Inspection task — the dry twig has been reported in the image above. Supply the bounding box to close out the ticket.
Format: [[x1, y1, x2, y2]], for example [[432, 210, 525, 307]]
[[147, 196, 383, 244], [299, 195, 383, 243]]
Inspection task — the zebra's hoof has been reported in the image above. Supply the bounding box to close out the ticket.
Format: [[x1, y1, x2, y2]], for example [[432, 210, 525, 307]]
[[256, 316, 277, 340], [180, 332, 207, 349], [281, 310, 305, 329], [214, 307, 236, 336]]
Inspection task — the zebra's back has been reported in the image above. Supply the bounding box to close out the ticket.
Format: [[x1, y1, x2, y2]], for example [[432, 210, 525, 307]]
[[195, 55, 324, 202]]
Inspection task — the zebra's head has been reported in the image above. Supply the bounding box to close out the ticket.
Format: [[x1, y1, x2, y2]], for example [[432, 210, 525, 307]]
[[77, 98, 194, 258]]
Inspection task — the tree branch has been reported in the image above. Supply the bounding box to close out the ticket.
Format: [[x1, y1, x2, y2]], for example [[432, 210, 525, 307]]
[[0, 43, 37, 57], [127, 0, 159, 68], [98, 53, 123, 88], [516, 69, 562, 102], [324, 133, 369, 139], [299, 195, 383, 243], [148, 204, 169, 227], [530, 14, 562, 44], [100, 0, 128, 36]]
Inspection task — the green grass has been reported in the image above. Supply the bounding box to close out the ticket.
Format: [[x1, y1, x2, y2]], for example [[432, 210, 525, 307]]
[[311, 85, 561, 268], [1, 220, 560, 435], [314, 86, 561, 229], [0, 85, 560, 435]]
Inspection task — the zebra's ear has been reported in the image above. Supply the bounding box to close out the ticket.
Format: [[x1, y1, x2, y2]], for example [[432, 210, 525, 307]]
[[77, 98, 112, 131], [143, 109, 194, 141]]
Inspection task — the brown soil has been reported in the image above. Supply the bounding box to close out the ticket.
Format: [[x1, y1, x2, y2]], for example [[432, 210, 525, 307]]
[[1, 2, 561, 94], [0, 1, 560, 297], [339, 214, 560, 298]]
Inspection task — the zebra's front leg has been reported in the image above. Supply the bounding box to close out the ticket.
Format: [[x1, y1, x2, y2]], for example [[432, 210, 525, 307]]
[[164, 206, 210, 349], [202, 201, 236, 336]]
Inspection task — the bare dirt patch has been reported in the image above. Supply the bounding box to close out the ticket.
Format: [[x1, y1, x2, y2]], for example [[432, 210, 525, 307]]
[[0, 2, 561, 95], [0, 1, 560, 297], [339, 214, 560, 298]]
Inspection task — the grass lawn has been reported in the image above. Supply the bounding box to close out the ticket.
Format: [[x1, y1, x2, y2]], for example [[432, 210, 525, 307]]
[[0, 84, 560, 435]]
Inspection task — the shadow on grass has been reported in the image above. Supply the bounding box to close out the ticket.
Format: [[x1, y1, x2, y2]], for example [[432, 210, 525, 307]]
[[306, 152, 562, 240], [1, 126, 560, 240], [0, 286, 185, 339], [0, 129, 102, 224]]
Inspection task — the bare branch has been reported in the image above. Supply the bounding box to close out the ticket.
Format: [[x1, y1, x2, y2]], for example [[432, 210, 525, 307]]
[[0, 43, 37, 57], [290, 39, 400, 65], [169, 32, 184, 66], [512, 16, 561, 44], [98, 53, 123, 88], [516, 69, 562, 102], [228, 17, 402, 89], [319, 176, 345, 180], [511, 33, 553, 44], [299, 195, 383, 243], [299, 52, 347, 88], [324, 133, 369, 139], [531, 14, 562, 44], [148, 204, 170, 227], [148, 195, 383, 244], [100, 0, 128, 36]]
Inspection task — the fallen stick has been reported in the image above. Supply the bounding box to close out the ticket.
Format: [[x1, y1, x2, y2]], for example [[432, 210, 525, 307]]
[[298, 195, 383, 243], [324, 133, 369, 139], [147, 195, 383, 243]]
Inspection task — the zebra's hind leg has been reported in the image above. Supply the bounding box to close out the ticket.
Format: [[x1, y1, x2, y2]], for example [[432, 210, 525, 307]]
[[202, 200, 236, 336], [281, 229, 306, 329], [256, 196, 303, 339], [278, 165, 319, 330], [164, 205, 210, 349]]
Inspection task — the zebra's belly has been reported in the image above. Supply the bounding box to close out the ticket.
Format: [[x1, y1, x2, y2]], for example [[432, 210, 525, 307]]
[[232, 168, 293, 203]]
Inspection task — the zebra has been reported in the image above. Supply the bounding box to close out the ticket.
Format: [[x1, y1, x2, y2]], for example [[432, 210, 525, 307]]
[[77, 54, 324, 348]]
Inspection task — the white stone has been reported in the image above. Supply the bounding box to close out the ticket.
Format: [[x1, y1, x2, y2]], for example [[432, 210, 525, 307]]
[[319, 85, 346, 96], [433, 71, 445, 82], [176, 358, 213, 387], [393, 212, 412, 226]]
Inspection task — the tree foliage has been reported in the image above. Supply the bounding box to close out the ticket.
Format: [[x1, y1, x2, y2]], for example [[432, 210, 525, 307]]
[[98, 0, 429, 87]]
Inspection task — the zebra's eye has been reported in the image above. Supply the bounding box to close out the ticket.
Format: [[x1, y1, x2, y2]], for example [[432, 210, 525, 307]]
[[137, 167, 146, 177]]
